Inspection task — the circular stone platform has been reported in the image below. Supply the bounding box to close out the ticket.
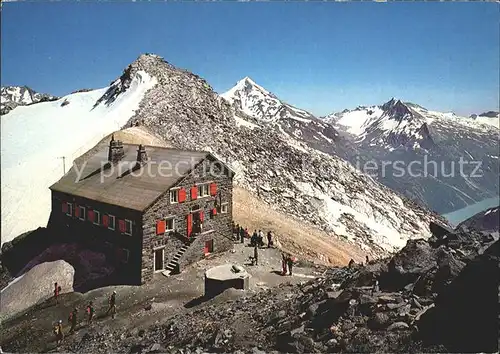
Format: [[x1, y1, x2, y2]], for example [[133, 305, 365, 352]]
[[204, 264, 250, 297]]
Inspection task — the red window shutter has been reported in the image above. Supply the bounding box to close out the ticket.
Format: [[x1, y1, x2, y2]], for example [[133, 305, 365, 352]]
[[62, 202, 68, 213], [210, 183, 217, 196], [187, 214, 192, 237], [75, 206, 80, 218], [190, 186, 198, 200], [88, 210, 95, 222], [200, 211, 204, 222], [102, 215, 109, 227], [157, 220, 166, 235], [119, 219, 126, 233], [212, 208, 217, 216], [178, 188, 186, 203]]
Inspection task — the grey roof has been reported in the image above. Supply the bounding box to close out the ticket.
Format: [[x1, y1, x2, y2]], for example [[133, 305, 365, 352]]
[[50, 144, 215, 211]]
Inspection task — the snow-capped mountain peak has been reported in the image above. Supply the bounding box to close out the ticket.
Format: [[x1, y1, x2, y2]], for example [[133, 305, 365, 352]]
[[381, 98, 415, 122], [1, 58, 157, 243], [1, 86, 59, 115], [220, 77, 314, 123]]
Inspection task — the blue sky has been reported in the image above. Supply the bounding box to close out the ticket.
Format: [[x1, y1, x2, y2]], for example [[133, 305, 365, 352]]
[[2, 2, 498, 116]]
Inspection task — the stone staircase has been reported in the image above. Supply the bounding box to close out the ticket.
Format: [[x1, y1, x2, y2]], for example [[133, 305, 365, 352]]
[[162, 229, 215, 277], [162, 244, 189, 276]]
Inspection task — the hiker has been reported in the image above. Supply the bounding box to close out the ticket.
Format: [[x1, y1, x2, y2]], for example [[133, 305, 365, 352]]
[[251, 230, 258, 246], [253, 245, 259, 266], [234, 223, 240, 240], [232, 221, 236, 234], [68, 308, 78, 334], [287, 255, 294, 276], [372, 279, 379, 295], [54, 320, 64, 345], [54, 282, 61, 305], [244, 228, 249, 239], [267, 231, 273, 248], [86, 301, 95, 326], [106, 291, 117, 319], [366, 255, 369, 264], [258, 230, 264, 246], [239, 226, 245, 243], [281, 253, 288, 275], [348, 259, 355, 268]]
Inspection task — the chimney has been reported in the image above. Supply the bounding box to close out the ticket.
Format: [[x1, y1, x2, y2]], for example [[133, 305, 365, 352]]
[[136, 144, 148, 164], [108, 134, 125, 163]]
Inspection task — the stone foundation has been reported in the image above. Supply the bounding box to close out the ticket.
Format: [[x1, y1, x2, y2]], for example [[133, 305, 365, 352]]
[[204, 264, 249, 297]]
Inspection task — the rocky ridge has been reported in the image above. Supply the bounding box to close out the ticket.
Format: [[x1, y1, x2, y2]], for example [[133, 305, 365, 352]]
[[1, 85, 58, 115], [456, 205, 499, 234], [221, 76, 316, 123], [324, 99, 499, 215], [115, 54, 445, 255]]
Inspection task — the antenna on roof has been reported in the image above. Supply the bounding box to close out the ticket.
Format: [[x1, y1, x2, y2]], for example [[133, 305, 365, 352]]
[[58, 156, 66, 174]]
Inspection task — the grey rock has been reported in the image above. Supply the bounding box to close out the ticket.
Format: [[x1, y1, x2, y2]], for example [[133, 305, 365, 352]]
[[387, 322, 410, 331]]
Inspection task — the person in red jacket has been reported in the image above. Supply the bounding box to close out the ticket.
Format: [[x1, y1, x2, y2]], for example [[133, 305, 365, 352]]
[[54, 282, 61, 305]]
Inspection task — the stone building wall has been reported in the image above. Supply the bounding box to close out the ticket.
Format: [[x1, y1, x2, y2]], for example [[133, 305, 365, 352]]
[[141, 156, 233, 283], [50, 190, 144, 284]]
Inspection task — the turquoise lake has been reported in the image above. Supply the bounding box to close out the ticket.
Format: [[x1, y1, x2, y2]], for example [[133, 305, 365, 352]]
[[442, 197, 500, 227]]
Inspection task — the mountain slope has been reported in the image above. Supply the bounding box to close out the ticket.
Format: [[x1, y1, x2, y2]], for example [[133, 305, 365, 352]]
[[456, 205, 499, 234], [1, 72, 157, 243], [469, 110, 500, 128], [325, 99, 499, 215], [221, 77, 351, 161], [113, 54, 444, 255], [221, 77, 315, 123], [1, 86, 58, 115], [2, 54, 446, 256]]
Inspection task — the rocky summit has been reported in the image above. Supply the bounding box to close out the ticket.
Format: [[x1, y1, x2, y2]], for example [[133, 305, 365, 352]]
[[107, 53, 445, 256]]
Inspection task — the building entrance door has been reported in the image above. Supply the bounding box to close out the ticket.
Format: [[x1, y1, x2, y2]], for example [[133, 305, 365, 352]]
[[154, 248, 164, 272]]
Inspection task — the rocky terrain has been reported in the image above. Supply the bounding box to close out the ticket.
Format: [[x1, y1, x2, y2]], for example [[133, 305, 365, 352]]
[[456, 205, 499, 234], [3, 215, 495, 353], [98, 53, 446, 256], [221, 76, 498, 216], [1, 85, 58, 115], [324, 99, 499, 215]]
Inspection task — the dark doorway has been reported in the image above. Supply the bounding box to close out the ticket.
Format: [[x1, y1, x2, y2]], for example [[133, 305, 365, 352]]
[[192, 211, 202, 234], [204, 239, 214, 255], [154, 248, 164, 272]]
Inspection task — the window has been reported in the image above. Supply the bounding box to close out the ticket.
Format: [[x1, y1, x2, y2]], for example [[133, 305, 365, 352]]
[[122, 249, 130, 263], [94, 210, 101, 225], [221, 202, 228, 214], [117, 248, 129, 264], [198, 183, 210, 197], [108, 215, 116, 230], [66, 203, 73, 217], [166, 217, 175, 231], [78, 206, 86, 221], [169, 189, 179, 204], [125, 219, 133, 235]]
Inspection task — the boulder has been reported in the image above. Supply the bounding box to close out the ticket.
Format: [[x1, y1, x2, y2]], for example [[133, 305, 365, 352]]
[[418, 240, 499, 353], [0, 260, 74, 320], [382, 239, 437, 291], [387, 322, 410, 331], [368, 312, 391, 330]]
